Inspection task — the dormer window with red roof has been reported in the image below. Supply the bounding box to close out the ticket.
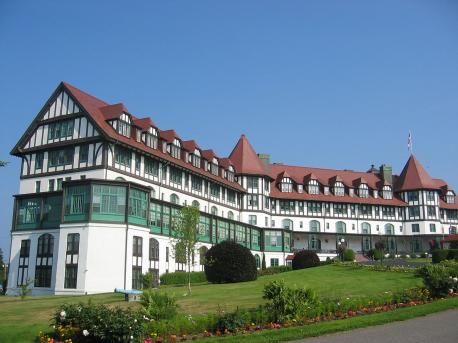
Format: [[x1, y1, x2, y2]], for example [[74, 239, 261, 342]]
[[333, 181, 345, 196], [382, 185, 392, 199], [144, 127, 158, 149], [280, 177, 293, 192], [168, 138, 181, 159], [116, 113, 131, 137], [211, 158, 219, 176], [189, 149, 201, 168], [227, 166, 235, 182], [446, 191, 455, 204], [308, 179, 320, 194], [358, 183, 369, 198]]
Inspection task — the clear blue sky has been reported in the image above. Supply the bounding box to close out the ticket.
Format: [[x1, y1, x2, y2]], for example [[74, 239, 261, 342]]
[[1, 1, 458, 257]]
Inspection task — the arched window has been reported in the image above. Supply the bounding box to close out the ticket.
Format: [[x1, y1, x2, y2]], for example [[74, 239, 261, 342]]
[[361, 222, 371, 234], [333, 182, 345, 196], [199, 246, 208, 266], [385, 223, 394, 235], [282, 219, 293, 230], [211, 206, 218, 216], [170, 193, 179, 205], [310, 220, 320, 232], [363, 237, 371, 251], [358, 184, 369, 198], [280, 177, 293, 192], [254, 254, 261, 269], [35, 234, 54, 287], [191, 200, 200, 209], [336, 221, 346, 233], [308, 179, 320, 194], [382, 185, 392, 200], [149, 238, 159, 261], [115, 177, 126, 181], [227, 211, 234, 220]]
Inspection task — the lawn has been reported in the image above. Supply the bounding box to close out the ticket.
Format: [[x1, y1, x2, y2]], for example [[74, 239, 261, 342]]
[[0, 265, 422, 343]]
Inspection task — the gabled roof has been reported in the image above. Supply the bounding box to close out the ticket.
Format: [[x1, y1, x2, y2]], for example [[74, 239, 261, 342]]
[[99, 103, 129, 120], [182, 140, 199, 152], [228, 134, 267, 176], [133, 117, 155, 131], [159, 129, 179, 144], [202, 149, 217, 161], [395, 154, 439, 192]]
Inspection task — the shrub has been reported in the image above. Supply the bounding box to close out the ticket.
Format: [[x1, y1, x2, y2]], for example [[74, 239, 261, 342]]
[[447, 249, 458, 261], [257, 265, 291, 277], [415, 261, 458, 297], [292, 250, 320, 270], [204, 240, 257, 283], [140, 290, 178, 321], [213, 309, 251, 333], [366, 249, 375, 260], [373, 249, 383, 261], [263, 280, 318, 322], [159, 271, 207, 285], [421, 252, 429, 259], [432, 249, 449, 264], [52, 302, 143, 342], [343, 249, 355, 262]]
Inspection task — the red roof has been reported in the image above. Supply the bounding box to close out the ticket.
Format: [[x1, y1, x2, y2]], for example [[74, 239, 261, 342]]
[[228, 134, 267, 176], [99, 103, 129, 120], [442, 234, 458, 242], [395, 155, 439, 191], [133, 117, 155, 131], [182, 140, 199, 152]]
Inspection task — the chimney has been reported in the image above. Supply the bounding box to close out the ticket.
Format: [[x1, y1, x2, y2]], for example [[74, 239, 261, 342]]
[[379, 164, 392, 184], [257, 153, 270, 167]]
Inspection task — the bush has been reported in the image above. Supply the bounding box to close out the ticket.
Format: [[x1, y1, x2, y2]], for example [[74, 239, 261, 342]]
[[343, 249, 355, 262], [52, 302, 143, 342], [263, 280, 318, 322], [421, 252, 429, 259], [432, 249, 449, 264], [373, 249, 383, 261], [366, 249, 375, 260], [214, 309, 251, 333], [447, 249, 458, 261], [159, 271, 207, 285], [292, 250, 320, 270], [204, 240, 257, 283], [257, 265, 291, 277], [415, 261, 458, 297], [140, 290, 178, 321]]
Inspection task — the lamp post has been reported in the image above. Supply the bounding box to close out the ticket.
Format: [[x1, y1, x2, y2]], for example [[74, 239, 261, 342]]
[[337, 238, 345, 262]]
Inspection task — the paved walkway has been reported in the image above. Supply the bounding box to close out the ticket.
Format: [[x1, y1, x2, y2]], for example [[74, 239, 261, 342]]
[[289, 309, 458, 343]]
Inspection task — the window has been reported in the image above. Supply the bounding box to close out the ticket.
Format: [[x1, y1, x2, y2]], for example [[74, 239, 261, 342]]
[[48, 179, 55, 192], [191, 175, 202, 192], [17, 239, 30, 286], [227, 167, 235, 182], [265, 230, 282, 247], [149, 238, 159, 261], [427, 206, 436, 217], [282, 219, 293, 230], [170, 194, 179, 205], [170, 139, 181, 159], [129, 188, 148, 222], [132, 236, 143, 290], [211, 206, 218, 216], [249, 215, 257, 225], [211, 159, 219, 176], [279, 200, 295, 213], [382, 206, 396, 218], [227, 190, 236, 204], [360, 205, 371, 217], [114, 146, 131, 167], [307, 202, 322, 214], [64, 233, 79, 289], [190, 150, 201, 168], [426, 191, 435, 202], [227, 211, 234, 220], [117, 118, 131, 137], [79, 144, 89, 163], [145, 158, 159, 176], [309, 235, 321, 250], [210, 183, 220, 198], [361, 222, 371, 234], [412, 223, 420, 233], [336, 221, 346, 233], [169, 167, 182, 185], [308, 179, 320, 194], [358, 184, 369, 198], [35, 234, 54, 287], [199, 246, 208, 266], [91, 184, 126, 220], [145, 128, 158, 148], [333, 203, 347, 216], [385, 223, 394, 235], [64, 184, 90, 220], [35, 152, 44, 170], [248, 194, 258, 208], [382, 185, 392, 199], [280, 177, 293, 192], [48, 119, 74, 140], [255, 255, 261, 269], [407, 192, 419, 202], [191, 200, 200, 209], [446, 191, 455, 204], [17, 198, 41, 226], [48, 147, 74, 167], [270, 258, 279, 267], [409, 206, 420, 218], [333, 182, 345, 196], [430, 223, 436, 233], [56, 178, 63, 190], [135, 155, 141, 171], [310, 220, 320, 232], [247, 177, 258, 190]]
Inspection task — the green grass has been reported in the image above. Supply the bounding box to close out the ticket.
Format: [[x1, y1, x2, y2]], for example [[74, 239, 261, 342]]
[[0, 265, 422, 342]]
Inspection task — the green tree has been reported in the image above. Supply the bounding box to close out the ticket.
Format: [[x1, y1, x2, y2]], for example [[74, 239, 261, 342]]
[[171, 205, 200, 295]]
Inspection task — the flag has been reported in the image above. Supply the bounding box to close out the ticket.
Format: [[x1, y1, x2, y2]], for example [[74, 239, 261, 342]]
[[407, 131, 412, 153]]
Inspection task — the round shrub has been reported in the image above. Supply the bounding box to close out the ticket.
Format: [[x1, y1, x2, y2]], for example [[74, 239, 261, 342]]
[[204, 240, 257, 283], [292, 250, 320, 270], [343, 249, 355, 261]]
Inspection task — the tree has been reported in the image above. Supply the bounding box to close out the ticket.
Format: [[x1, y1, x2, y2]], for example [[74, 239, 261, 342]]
[[171, 205, 200, 295], [375, 240, 386, 265], [261, 252, 267, 270]]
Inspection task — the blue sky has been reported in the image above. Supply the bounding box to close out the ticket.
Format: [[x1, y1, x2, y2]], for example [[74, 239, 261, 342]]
[[1, 0, 457, 257]]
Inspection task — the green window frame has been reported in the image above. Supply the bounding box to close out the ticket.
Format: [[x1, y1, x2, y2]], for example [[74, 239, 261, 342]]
[[35, 152, 44, 170], [128, 188, 148, 226], [114, 146, 131, 167], [251, 229, 260, 250], [198, 215, 211, 242], [48, 119, 74, 140], [145, 158, 159, 176], [217, 219, 229, 242], [169, 167, 182, 184], [264, 230, 283, 251], [235, 225, 246, 246], [48, 147, 74, 167], [79, 144, 89, 163], [16, 198, 41, 229], [64, 185, 90, 222], [150, 202, 162, 234], [91, 184, 126, 222]]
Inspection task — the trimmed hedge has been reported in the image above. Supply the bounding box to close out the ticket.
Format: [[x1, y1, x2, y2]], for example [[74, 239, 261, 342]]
[[343, 249, 355, 262], [432, 249, 451, 264], [448, 249, 458, 261], [204, 240, 257, 283], [292, 250, 320, 270], [257, 265, 292, 276], [160, 271, 207, 285]]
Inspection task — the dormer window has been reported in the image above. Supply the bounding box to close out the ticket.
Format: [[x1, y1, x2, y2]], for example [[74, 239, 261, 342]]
[[189, 149, 201, 168], [211, 158, 219, 176], [358, 184, 369, 198], [446, 191, 455, 204], [280, 177, 293, 192], [117, 113, 131, 137], [168, 138, 181, 159], [333, 182, 345, 196], [382, 185, 392, 199], [144, 127, 158, 149], [308, 179, 319, 194], [227, 166, 235, 182]]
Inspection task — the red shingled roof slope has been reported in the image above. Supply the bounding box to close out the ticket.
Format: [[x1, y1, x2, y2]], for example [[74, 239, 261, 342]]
[[229, 135, 267, 176], [395, 155, 439, 192]]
